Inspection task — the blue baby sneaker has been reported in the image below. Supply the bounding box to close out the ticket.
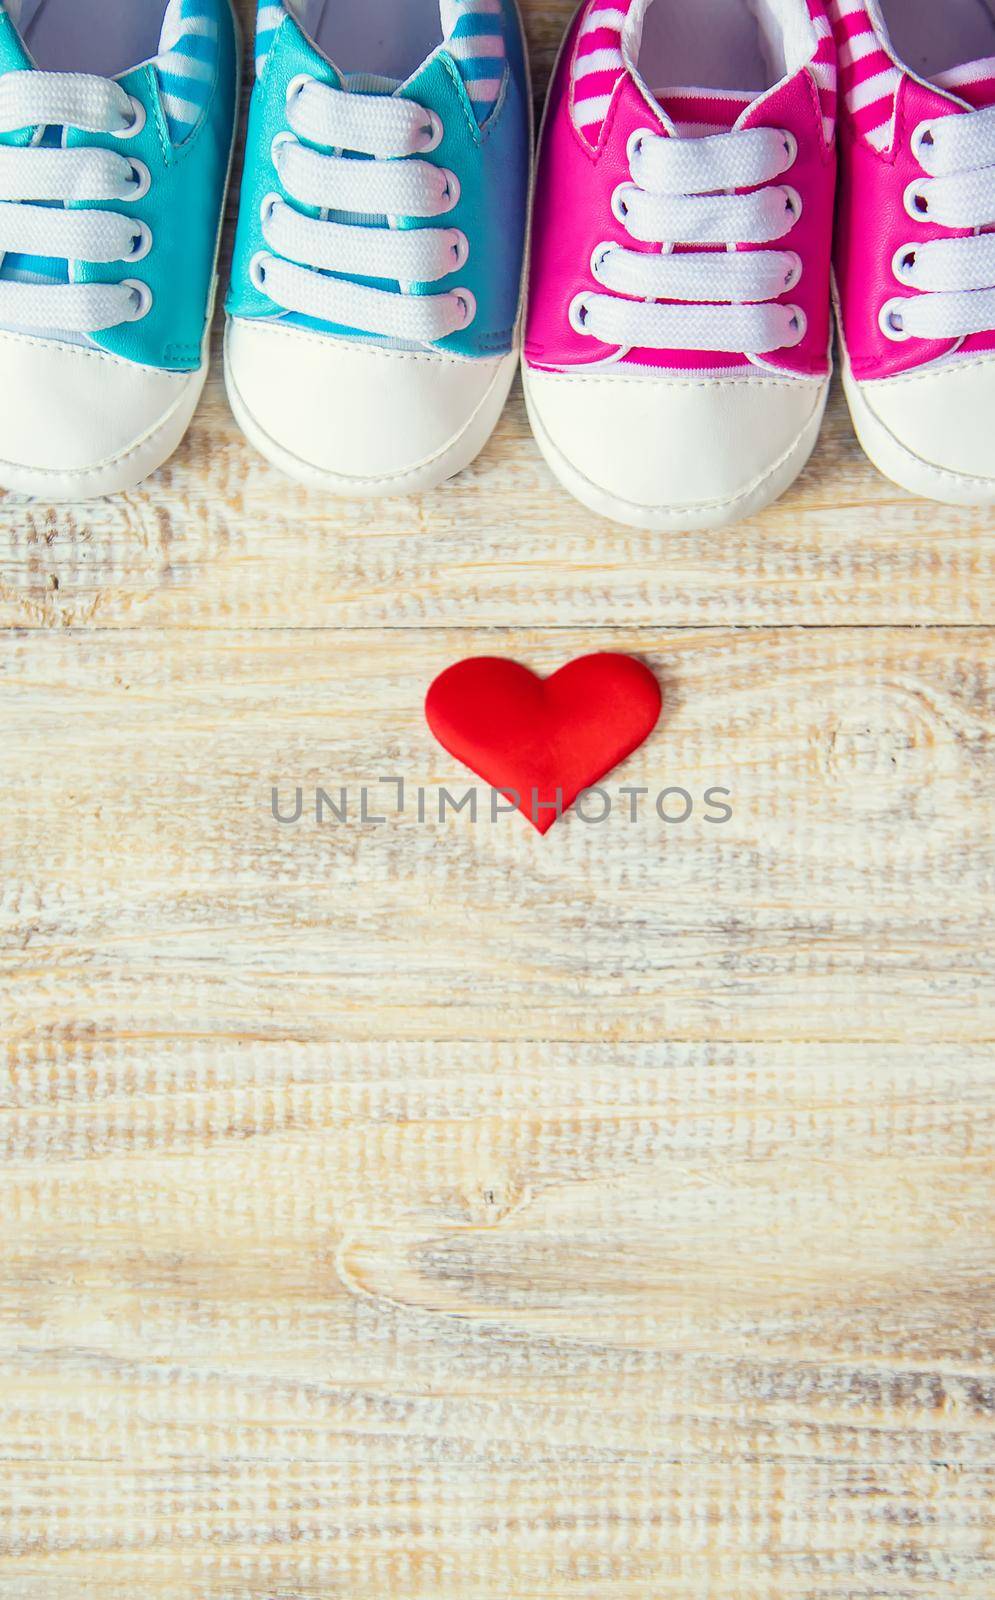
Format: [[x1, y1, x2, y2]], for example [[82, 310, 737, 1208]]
[[0, 0, 239, 500], [226, 0, 531, 494]]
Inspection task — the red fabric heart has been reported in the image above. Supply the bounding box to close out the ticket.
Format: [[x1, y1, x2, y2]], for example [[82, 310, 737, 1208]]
[[425, 653, 662, 834]]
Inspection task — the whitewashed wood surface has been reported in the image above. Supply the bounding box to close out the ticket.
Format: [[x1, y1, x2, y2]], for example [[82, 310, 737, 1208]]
[[1, 3, 993, 1597]]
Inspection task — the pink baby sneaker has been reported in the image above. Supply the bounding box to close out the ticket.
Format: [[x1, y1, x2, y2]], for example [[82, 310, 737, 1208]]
[[833, 0, 995, 503], [523, 0, 837, 531]]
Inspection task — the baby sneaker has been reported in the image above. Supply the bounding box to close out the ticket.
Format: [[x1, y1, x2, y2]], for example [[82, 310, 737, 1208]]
[[524, 0, 837, 531], [833, 0, 995, 503], [0, 0, 239, 501], [225, 0, 531, 495]]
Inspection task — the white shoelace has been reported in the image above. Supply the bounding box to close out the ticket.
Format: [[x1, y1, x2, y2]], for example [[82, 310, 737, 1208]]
[[252, 77, 475, 345], [570, 124, 807, 355], [0, 72, 153, 334], [882, 105, 995, 343]]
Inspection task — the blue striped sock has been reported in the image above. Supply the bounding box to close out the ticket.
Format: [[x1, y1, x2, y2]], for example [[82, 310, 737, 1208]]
[[157, 0, 220, 143]]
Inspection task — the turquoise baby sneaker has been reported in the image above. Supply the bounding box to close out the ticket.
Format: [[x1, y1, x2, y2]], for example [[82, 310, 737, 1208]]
[[226, 0, 531, 495], [0, 0, 239, 500]]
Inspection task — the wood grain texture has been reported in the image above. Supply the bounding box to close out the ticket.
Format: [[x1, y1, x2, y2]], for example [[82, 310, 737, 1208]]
[[3, 625, 995, 1044], [1, 2, 993, 1597], [2, 1041, 993, 1600]]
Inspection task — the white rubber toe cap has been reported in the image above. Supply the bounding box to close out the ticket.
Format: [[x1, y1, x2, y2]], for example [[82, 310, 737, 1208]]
[[0, 329, 204, 502], [225, 317, 516, 495], [524, 366, 828, 531], [844, 354, 995, 505]]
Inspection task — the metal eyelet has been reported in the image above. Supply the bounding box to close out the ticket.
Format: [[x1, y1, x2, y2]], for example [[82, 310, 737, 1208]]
[[285, 73, 315, 113], [249, 251, 273, 293], [626, 127, 655, 168], [784, 305, 807, 346], [781, 185, 803, 224], [879, 297, 913, 341], [779, 129, 799, 170], [568, 293, 594, 336], [122, 279, 153, 320], [892, 244, 919, 285], [904, 180, 931, 220], [420, 108, 444, 152], [911, 119, 937, 169], [782, 251, 803, 293], [611, 184, 634, 225], [452, 288, 476, 328], [122, 158, 151, 201], [270, 130, 298, 171], [438, 168, 461, 212], [124, 220, 153, 262], [447, 229, 470, 271], [260, 191, 282, 228], [117, 95, 146, 139], [590, 240, 619, 280]]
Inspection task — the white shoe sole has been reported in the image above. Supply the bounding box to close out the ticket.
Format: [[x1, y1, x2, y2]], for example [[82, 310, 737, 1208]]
[[0, 364, 207, 502], [523, 368, 828, 532], [224, 328, 520, 498], [843, 361, 995, 506]]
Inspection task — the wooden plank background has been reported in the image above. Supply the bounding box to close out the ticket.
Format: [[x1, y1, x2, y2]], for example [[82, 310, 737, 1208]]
[[1, 3, 993, 1597]]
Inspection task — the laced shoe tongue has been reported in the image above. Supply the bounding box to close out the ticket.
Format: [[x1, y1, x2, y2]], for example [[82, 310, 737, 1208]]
[[344, 71, 402, 95], [657, 86, 756, 138], [273, 0, 503, 123], [0, 2, 66, 303], [933, 55, 995, 111]]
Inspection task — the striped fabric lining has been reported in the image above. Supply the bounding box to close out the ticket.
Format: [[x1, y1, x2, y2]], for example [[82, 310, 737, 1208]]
[[828, 0, 900, 149], [660, 87, 754, 137], [441, 0, 506, 120], [254, 1, 506, 125], [809, 2, 837, 139], [935, 55, 995, 109], [157, 0, 220, 143], [831, 1, 995, 148], [255, 0, 286, 77], [570, 0, 631, 139], [571, 0, 836, 145]]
